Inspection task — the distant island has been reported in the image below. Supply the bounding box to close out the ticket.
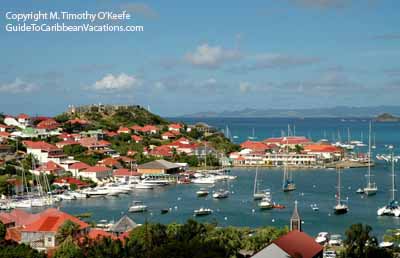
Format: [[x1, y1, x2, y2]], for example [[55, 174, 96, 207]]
[[181, 105, 400, 118], [375, 113, 400, 122]]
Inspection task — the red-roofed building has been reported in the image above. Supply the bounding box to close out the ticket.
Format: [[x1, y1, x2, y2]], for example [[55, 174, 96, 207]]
[[149, 145, 173, 157], [88, 229, 116, 240], [168, 123, 182, 132], [0, 132, 10, 142], [303, 144, 343, 162], [117, 127, 131, 134], [98, 157, 122, 169], [141, 125, 159, 134], [17, 113, 31, 127], [252, 230, 323, 258], [67, 118, 89, 125], [264, 136, 312, 148], [78, 166, 112, 182], [162, 131, 176, 140], [20, 208, 89, 251], [130, 125, 143, 133], [37, 161, 65, 175], [56, 140, 79, 149], [23, 140, 65, 164], [36, 118, 60, 131], [68, 161, 90, 177], [78, 137, 111, 151], [0, 124, 10, 132], [105, 131, 118, 138], [240, 140, 270, 152], [131, 134, 142, 143], [53, 177, 88, 189], [113, 168, 141, 182]]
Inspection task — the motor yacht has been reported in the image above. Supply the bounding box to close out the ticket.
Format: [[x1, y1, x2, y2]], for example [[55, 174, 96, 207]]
[[128, 201, 148, 212]]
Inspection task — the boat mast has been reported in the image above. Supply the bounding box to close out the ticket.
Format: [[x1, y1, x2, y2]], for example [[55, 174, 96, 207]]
[[391, 149, 396, 202], [254, 166, 258, 195], [337, 167, 341, 206], [367, 121, 372, 187]]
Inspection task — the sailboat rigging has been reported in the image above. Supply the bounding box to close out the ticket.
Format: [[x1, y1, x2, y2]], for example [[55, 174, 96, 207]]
[[363, 121, 377, 196], [334, 166, 348, 215]]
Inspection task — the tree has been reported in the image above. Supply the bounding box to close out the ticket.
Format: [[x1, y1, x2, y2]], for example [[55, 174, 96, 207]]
[[340, 224, 393, 258], [53, 236, 82, 258], [69, 183, 78, 191], [56, 220, 81, 244], [63, 145, 88, 156], [0, 222, 6, 240]]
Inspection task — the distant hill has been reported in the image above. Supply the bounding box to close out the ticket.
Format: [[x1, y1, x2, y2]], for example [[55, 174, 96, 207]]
[[375, 113, 400, 122], [55, 104, 168, 130], [182, 106, 400, 118]]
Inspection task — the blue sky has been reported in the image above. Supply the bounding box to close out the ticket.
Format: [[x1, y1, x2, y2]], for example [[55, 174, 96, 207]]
[[0, 0, 399, 116]]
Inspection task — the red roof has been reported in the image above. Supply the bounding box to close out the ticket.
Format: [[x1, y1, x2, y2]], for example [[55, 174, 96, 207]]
[[23, 140, 60, 151], [131, 135, 142, 142], [150, 145, 173, 157], [37, 161, 64, 173], [273, 230, 323, 258], [56, 140, 79, 148], [130, 125, 143, 131], [0, 132, 10, 138], [169, 123, 182, 129], [78, 138, 111, 148], [264, 136, 311, 145], [117, 127, 131, 134], [240, 140, 269, 151], [88, 229, 116, 240], [0, 124, 8, 128], [67, 118, 89, 125], [304, 144, 342, 153], [141, 125, 158, 132], [22, 208, 89, 233], [99, 158, 121, 167], [83, 166, 111, 173], [36, 118, 60, 130], [162, 131, 175, 137], [53, 177, 88, 187], [17, 113, 30, 119], [113, 168, 141, 177], [5, 226, 22, 242], [105, 131, 118, 137], [69, 162, 90, 170], [0, 209, 40, 227]]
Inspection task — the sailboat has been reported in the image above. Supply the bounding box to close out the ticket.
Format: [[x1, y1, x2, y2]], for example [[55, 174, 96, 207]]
[[334, 167, 348, 215], [282, 138, 296, 192], [248, 128, 256, 140], [253, 167, 266, 200], [372, 133, 377, 149], [377, 148, 400, 216], [363, 121, 378, 196]]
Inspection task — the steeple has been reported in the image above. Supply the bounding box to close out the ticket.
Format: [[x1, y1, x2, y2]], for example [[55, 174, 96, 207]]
[[290, 200, 302, 231]]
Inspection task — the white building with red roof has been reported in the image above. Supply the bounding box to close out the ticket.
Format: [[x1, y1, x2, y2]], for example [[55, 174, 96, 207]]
[[68, 161, 91, 177], [78, 137, 111, 151], [36, 118, 61, 132], [17, 113, 31, 127], [23, 140, 65, 164], [161, 131, 176, 140], [117, 126, 131, 134], [20, 208, 89, 251], [303, 144, 343, 161], [168, 123, 182, 132], [131, 134, 142, 143], [36, 161, 65, 176], [78, 166, 112, 182], [263, 136, 312, 148]]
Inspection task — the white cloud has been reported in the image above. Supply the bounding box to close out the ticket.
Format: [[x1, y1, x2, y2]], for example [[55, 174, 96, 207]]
[[239, 82, 252, 93], [0, 78, 38, 93], [90, 73, 141, 91], [185, 44, 241, 68], [121, 3, 158, 18]]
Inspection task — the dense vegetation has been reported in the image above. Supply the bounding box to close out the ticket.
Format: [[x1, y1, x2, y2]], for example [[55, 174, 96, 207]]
[[52, 220, 287, 258]]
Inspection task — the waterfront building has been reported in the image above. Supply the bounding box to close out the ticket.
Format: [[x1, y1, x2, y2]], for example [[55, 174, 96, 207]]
[[68, 161, 90, 177], [263, 136, 312, 148], [78, 166, 112, 182], [232, 152, 317, 167], [137, 159, 182, 174]]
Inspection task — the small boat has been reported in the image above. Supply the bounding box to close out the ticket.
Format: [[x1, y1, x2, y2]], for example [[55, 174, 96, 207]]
[[273, 204, 285, 209], [70, 191, 88, 199], [311, 204, 319, 211], [212, 189, 229, 199], [192, 177, 216, 184], [128, 201, 148, 213], [134, 182, 154, 189], [161, 208, 169, 214], [315, 232, 330, 244], [356, 188, 364, 194], [194, 208, 213, 216], [258, 196, 273, 210], [334, 167, 348, 215], [196, 188, 209, 197]]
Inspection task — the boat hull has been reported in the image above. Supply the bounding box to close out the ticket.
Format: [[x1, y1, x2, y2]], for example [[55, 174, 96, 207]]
[[334, 208, 348, 215]]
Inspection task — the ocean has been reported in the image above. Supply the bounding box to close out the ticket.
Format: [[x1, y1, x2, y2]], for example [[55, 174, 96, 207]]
[[34, 117, 400, 239]]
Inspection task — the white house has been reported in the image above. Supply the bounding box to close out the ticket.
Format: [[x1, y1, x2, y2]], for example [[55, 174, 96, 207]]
[[78, 166, 112, 182], [23, 140, 65, 164]]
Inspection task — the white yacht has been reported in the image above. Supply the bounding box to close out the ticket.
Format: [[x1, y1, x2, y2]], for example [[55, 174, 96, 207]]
[[315, 232, 330, 245], [194, 207, 213, 216], [212, 189, 229, 199], [10, 199, 32, 208], [128, 201, 148, 212], [192, 177, 216, 184], [82, 187, 109, 197], [58, 192, 77, 200], [196, 188, 209, 197], [69, 191, 88, 199], [134, 182, 154, 189]]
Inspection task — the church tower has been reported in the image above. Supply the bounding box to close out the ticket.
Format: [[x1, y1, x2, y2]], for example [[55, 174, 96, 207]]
[[290, 200, 302, 231]]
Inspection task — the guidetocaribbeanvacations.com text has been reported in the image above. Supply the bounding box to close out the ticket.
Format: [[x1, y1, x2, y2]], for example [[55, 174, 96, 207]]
[[5, 23, 144, 32]]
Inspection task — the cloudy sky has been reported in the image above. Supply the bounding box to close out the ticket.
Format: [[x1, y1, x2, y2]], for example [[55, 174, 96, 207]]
[[1, 0, 400, 116]]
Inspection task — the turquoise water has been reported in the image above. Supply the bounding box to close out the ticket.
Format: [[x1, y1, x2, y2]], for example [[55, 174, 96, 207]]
[[34, 118, 400, 238]]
